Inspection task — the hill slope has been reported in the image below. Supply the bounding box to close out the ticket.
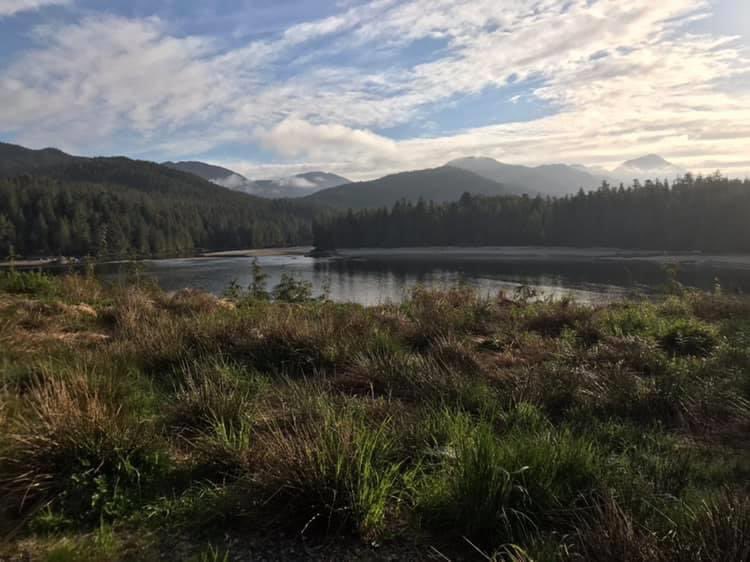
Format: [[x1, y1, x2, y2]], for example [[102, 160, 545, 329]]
[[0, 143, 315, 257], [448, 157, 607, 196], [303, 166, 514, 210], [252, 171, 351, 198], [162, 160, 248, 187], [613, 154, 686, 182], [0, 142, 81, 177], [163, 160, 350, 199]]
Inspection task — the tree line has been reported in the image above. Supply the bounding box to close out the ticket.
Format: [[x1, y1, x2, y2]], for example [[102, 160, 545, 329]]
[[314, 174, 750, 252], [0, 160, 317, 259]]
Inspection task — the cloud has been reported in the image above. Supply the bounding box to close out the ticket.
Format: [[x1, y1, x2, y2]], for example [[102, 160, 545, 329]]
[[0, 0, 68, 17], [258, 118, 398, 161], [281, 176, 315, 189], [1, 0, 749, 179]]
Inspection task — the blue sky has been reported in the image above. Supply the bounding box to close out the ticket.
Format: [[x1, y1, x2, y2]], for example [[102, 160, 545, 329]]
[[0, 0, 748, 180]]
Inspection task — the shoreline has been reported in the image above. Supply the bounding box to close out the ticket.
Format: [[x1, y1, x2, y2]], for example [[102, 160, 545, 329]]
[[5, 245, 750, 270]]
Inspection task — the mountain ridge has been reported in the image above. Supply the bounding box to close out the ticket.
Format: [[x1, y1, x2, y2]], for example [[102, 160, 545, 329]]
[[302, 165, 519, 210], [163, 160, 350, 199]]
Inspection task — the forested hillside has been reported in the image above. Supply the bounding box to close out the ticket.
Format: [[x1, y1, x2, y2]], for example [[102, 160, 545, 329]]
[[0, 143, 80, 177], [302, 166, 518, 209], [314, 174, 750, 252], [0, 154, 317, 258]]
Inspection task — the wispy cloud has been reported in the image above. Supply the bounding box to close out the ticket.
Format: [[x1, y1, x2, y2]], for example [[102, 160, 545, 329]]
[[0, 0, 68, 17], [0, 0, 748, 179]]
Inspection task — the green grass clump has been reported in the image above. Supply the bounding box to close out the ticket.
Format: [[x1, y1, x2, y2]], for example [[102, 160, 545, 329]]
[[0, 373, 167, 523], [417, 413, 604, 549], [658, 317, 720, 357], [256, 402, 411, 540]]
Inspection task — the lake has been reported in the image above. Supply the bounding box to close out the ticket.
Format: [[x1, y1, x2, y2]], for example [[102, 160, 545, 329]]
[[96, 247, 750, 305]]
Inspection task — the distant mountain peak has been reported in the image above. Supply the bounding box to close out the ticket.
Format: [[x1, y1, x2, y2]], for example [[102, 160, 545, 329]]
[[621, 154, 672, 170], [447, 156, 607, 196], [614, 154, 686, 181]]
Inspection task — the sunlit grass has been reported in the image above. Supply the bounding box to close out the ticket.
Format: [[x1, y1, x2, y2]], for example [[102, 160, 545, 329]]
[[0, 271, 748, 560]]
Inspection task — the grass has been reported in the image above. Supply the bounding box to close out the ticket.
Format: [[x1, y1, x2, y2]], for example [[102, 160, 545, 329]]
[[0, 270, 749, 560]]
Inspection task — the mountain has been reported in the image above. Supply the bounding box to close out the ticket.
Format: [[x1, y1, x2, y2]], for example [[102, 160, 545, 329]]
[[251, 171, 351, 198], [0, 142, 316, 257], [447, 157, 608, 196], [289, 172, 351, 190], [613, 154, 686, 183], [163, 160, 350, 198], [0, 142, 81, 177], [162, 160, 249, 189], [303, 166, 516, 210], [448, 155, 689, 195]]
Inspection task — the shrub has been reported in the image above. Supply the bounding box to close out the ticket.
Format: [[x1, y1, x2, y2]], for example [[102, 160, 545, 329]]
[[0, 270, 56, 296], [658, 318, 720, 357], [272, 273, 314, 303]]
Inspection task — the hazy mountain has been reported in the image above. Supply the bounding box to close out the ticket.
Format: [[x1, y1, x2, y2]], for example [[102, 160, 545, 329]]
[[162, 161, 249, 189], [0, 142, 81, 177], [251, 171, 351, 198], [613, 154, 686, 183], [449, 155, 688, 195], [448, 157, 608, 196], [303, 166, 515, 210], [163, 161, 349, 198], [291, 172, 350, 190]]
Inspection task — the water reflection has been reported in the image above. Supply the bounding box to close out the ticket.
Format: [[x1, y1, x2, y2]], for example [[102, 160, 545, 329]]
[[95, 248, 750, 305]]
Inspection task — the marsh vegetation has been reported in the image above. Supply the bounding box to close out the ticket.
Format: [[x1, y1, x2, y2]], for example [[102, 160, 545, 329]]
[[0, 269, 748, 560]]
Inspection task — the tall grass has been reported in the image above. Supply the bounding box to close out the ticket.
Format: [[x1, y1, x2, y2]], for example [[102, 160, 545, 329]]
[[1, 276, 749, 559], [417, 411, 603, 549], [257, 402, 411, 539], [0, 373, 165, 523]]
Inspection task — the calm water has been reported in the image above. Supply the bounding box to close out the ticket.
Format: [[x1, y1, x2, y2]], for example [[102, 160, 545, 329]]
[[96, 247, 750, 305]]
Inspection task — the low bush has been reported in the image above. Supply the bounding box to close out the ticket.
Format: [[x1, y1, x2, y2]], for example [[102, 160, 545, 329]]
[[0, 270, 57, 296], [658, 318, 720, 357]]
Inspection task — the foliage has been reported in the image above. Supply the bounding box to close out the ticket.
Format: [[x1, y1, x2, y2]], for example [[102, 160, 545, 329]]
[[272, 273, 314, 303], [315, 174, 750, 252], [0, 157, 316, 258], [0, 269, 56, 295]]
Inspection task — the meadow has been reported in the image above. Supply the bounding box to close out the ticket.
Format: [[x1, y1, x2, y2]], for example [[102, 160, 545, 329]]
[[0, 268, 748, 561]]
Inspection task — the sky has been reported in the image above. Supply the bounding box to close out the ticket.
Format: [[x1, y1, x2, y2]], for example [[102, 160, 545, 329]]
[[0, 0, 748, 181]]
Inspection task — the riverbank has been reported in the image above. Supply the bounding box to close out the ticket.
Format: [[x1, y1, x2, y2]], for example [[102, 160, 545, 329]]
[[334, 245, 750, 269], [1, 270, 748, 561], [0, 247, 314, 269], [200, 246, 313, 258]]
